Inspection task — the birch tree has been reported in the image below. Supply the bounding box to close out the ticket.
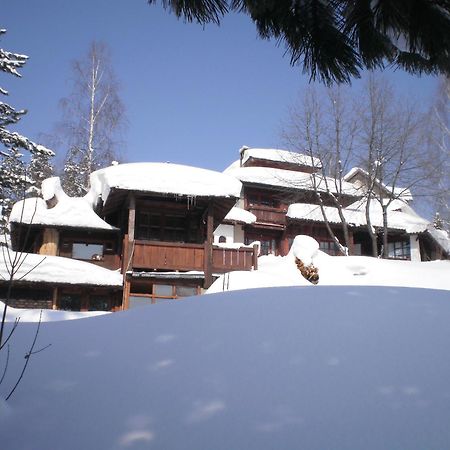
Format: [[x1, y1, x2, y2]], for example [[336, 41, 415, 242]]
[[58, 42, 126, 196]]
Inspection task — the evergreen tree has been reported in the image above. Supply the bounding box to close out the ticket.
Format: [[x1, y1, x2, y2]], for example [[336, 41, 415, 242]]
[[28, 149, 54, 195], [0, 29, 54, 229], [149, 0, 450, 84]]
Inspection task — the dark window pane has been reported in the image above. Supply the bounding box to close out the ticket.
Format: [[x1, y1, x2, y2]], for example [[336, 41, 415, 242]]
[[176, 286, 198, 297], [59, 294, 82, 311], [89, 296, 110, 311]]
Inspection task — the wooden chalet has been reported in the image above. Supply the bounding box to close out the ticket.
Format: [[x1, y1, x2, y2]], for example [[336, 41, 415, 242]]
[[3, 150, 448, 313], [6, 163, 258, 311], [223, 147, 360, 256], [221, 147, 450, 260]]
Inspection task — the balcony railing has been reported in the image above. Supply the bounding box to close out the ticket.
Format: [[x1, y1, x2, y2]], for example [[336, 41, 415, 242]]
[[247, 206, 286, 226], [127, 239, 257, 274]]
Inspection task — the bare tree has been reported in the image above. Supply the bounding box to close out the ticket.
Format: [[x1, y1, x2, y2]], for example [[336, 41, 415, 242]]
[[430, 77, 450, 230], [283, 85, 358, 255], [0, 197, 50, 401], [356, 76, 436, 258], [284, 76, 441, 258], [57, 42, 126, 196]]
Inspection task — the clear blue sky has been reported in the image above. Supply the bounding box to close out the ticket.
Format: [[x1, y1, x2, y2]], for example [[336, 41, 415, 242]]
[[2, 0, 440, 172]]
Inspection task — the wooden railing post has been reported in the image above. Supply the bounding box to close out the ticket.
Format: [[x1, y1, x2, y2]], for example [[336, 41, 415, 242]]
[[204, 201, 214, 288], [253, 244, 259, 270]]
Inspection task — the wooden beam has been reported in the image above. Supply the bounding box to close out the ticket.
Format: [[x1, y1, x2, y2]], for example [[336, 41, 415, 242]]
[[128, 193, 136, 242], [204, 201, 214, 288], [52, 287, 58, 310], [253, 244, 259, 270], [122, 274, 131, 310]]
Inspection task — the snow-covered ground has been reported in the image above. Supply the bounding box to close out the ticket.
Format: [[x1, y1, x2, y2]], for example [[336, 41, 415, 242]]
[[1, 285, 450, 450], [1, 236, 449, 448], [209, 235, 450, 294]]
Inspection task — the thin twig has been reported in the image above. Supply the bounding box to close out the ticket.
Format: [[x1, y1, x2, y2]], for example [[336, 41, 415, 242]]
[[6, 310, 47, 401]]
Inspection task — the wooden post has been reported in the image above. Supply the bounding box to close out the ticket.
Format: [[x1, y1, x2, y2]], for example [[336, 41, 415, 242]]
[[122, 274, 131, 310], [128, 193, 136, 243], [204, 201, 214, 288], [253, 244, 259, 270], [52, 287, 58, 310], [121, 193, 136, 310], [348, 230, 355, 255], [39, 228, 59, 256]]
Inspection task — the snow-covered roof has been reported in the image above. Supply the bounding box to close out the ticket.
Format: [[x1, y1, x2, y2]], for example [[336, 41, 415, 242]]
[[225, 165, 359, 196], [427, 226, 450, 254], [287, 198, 431, 234], [224, 207, 257, 224], [9, 177, 117, 231], [89, 162, 242, 204], [287, 203, 365, 227], [240, 147, 321, 169], [344, 167, 413, 202], [10, 197, 118, 231], [0, 252, 123, 287]]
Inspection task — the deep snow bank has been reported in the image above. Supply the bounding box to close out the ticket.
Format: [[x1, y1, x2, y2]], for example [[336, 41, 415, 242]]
[[1, 286, 450, 450]]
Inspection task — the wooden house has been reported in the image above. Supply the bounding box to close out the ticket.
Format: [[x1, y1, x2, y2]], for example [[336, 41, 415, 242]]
[[6, 163, 259, 311], [3, 150, 448, 312], [220, 147, 450, 260]]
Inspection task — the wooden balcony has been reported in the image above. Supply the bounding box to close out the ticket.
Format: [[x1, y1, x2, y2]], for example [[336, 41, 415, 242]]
[[212, 246, 257, 272], [247, 206, 286, 227], [128, 240, 257, 274]]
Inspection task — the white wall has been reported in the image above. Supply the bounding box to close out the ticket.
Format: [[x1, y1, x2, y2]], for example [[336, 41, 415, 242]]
[[234, 225, 245, 244], [214, 224, 235, 244], [409, 234, 421, 262]]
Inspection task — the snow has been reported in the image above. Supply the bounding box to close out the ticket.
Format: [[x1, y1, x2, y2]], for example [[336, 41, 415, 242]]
[[287, 202, 365, 226], [225, 165, 358, 196], [0, 251, 122, 287], [10, 197, 117, 230], [89, 162, 243, 205], [344, 167, 413, 202], [240, 147, 321, 169], [427, 226, 450, 254], [1, 284, 450, 449], [10, 177, 117, 231], [289, 235, 319, 265], [1, 302, 109, 322], [224, 207, 256, 224], [287, 199, 432, 234]]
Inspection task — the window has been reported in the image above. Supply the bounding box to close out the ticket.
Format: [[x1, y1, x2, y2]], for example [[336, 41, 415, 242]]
[[128, 295, 154, 309], [128, 282, 200, 307], [88, 296, 110, 311], [387, 241, 410, 260], [175, 286, 198, 297], [72, 243, 104, 260], [247, 193, 278, 209], [319, 241, 340, 256], [59, 293, 82, 311], [153, 284, 173, 298], [136, 211, 190, 242]]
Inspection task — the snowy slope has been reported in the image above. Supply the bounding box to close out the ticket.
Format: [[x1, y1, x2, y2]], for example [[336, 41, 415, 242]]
[[1, 286, 450, 450], [208, 250, 450, 293]]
